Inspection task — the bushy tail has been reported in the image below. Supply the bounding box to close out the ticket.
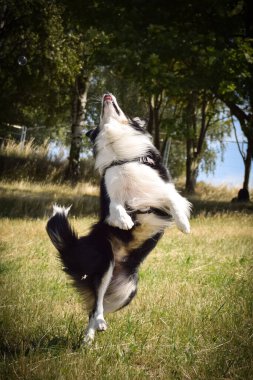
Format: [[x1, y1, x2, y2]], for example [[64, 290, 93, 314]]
[[46, 205, 78, 253]]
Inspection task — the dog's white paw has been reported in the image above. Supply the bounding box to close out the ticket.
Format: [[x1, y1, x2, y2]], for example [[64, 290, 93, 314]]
[[83, 330, 95, 345], [95, 318, 107, 332], [174, 214, 191, 234], [107, 213, 134, 230], [107, 205, 134, 230]]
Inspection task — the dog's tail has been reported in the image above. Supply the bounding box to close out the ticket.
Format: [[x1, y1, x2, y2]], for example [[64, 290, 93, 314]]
[[46, 205, 96, 308], [46, 205, 77, 254]]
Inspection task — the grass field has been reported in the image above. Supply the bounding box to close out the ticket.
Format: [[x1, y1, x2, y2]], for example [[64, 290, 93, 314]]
[[0, 180, 253, 379]]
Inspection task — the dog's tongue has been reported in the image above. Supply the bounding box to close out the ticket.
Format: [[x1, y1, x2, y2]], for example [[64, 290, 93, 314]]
[[104, 95, 112, 102]]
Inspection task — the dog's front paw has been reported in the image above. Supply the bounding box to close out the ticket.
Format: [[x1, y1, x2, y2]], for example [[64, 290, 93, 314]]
[[107, 212, 134, 230], [107, 204, 134, 230]]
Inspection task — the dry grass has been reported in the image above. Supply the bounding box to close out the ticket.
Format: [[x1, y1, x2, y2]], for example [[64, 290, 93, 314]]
[[1, 139, 51, 159], [0, 181, 253, 379], [0, 139, 99, 184], [193, 181, 253, 201], [0, 180, 98, 197], [0, 180, 99, 218]]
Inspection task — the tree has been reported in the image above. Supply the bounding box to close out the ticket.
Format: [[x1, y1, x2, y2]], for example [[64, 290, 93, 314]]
[[211, 0, 253, 193], [0, 0, 81, 140], [3, 0, 250, 191], [74, 0, 235, 192], [64, 26, 111, 181], [67, 71, 91, 180], [183, 92, 228, 193]]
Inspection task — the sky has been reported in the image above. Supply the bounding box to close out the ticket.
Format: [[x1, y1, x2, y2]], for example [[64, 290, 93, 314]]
[[198, 124, 253, 189]]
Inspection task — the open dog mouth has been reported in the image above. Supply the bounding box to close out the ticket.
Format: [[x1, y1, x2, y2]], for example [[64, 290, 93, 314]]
[[104, 94, 113, 102], [103, 94, 120, 116]]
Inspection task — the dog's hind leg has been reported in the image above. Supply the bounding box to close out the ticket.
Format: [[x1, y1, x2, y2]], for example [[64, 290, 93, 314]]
[[83, 262, 114, 344]]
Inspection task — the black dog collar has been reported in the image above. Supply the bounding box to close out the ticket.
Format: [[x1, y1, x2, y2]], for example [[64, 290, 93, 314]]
[[103, 156, 155, 175]]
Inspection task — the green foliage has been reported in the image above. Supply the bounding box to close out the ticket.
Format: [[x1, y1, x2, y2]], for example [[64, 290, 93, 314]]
[[1, 0, 252, 185]]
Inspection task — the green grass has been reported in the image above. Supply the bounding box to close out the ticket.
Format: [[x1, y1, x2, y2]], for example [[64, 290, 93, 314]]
[[0, 181, 253, 379]]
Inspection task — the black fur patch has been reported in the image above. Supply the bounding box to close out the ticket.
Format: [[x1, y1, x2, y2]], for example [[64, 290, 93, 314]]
[[145, 148, 172, 182], [123, 232, 163, 273], [112, 102, 120, 115], [47, 208, 162, 313], [129, 118, 147, 134], [86, 127, 99, 144]]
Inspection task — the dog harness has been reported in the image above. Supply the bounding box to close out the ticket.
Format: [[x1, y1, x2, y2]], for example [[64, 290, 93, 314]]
[[103, 155, 155, 175], [103, 156, 172, 219]]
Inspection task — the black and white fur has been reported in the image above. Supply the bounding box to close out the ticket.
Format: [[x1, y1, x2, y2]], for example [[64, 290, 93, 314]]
[[46, 93, 191, 343]]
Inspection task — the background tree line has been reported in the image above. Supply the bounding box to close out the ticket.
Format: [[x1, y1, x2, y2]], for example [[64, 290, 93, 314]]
[[0, 0, 252, 194]]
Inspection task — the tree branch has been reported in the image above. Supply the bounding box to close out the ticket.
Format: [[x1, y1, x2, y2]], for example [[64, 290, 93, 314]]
[[219, 97, 250, 124]]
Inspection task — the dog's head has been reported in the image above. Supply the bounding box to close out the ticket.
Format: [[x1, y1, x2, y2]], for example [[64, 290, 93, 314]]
[[86, 93, 154, 173], [100, 93, 128, 126], [86, 93, 128, 144], [86, 93, 147, 144]]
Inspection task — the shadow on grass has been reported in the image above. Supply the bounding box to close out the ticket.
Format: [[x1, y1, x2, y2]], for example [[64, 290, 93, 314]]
[[0, 186, 99, 219], [0, 333, 85, 359], [0, 185, 252, 219], [190, 197, 253, 216]]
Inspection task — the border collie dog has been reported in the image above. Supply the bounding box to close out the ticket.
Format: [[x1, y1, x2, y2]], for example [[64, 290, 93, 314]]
[[46, 93, 191, 343]]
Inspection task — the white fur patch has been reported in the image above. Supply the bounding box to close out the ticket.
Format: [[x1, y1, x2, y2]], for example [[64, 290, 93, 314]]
[[105, 164, 191, 234], [52, 204, 72, 217], [104, 274, 137, 313], [107, 202, 134, 230], [83, 262, 114, 344], [95, 121, 153, 174]]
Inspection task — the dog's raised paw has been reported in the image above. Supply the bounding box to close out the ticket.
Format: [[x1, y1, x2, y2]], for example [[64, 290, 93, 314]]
[[107, 211, 134, 230], [118, 213, 135, 230]]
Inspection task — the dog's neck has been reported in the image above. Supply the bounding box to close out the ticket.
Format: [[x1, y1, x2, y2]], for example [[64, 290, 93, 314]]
[[95, 120, 153, 175], [102, 156, 155, 176]]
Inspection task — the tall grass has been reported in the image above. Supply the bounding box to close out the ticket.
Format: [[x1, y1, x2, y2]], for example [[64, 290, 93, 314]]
[[0, 139, 99, 184], [0, 181, 253, 379], [1, 138, 51, 159], [191, 181, 253, 201]]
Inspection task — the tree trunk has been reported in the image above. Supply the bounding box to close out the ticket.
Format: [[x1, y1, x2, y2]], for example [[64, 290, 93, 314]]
[[185, 138, 198, 193], [184, 91, 213, 193], [153, 105, 160, 150], [185, 94, 197, 194], [67, 73, 90, 182], [147, 94, 162, 151], [223, 100, 252, 193], [147, 97, 153, 135], [243, 136, 253, 191]]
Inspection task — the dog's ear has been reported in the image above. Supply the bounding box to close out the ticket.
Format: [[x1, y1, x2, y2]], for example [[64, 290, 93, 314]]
[[86, 127, 99, 144], [132, 117, 147, 128]]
